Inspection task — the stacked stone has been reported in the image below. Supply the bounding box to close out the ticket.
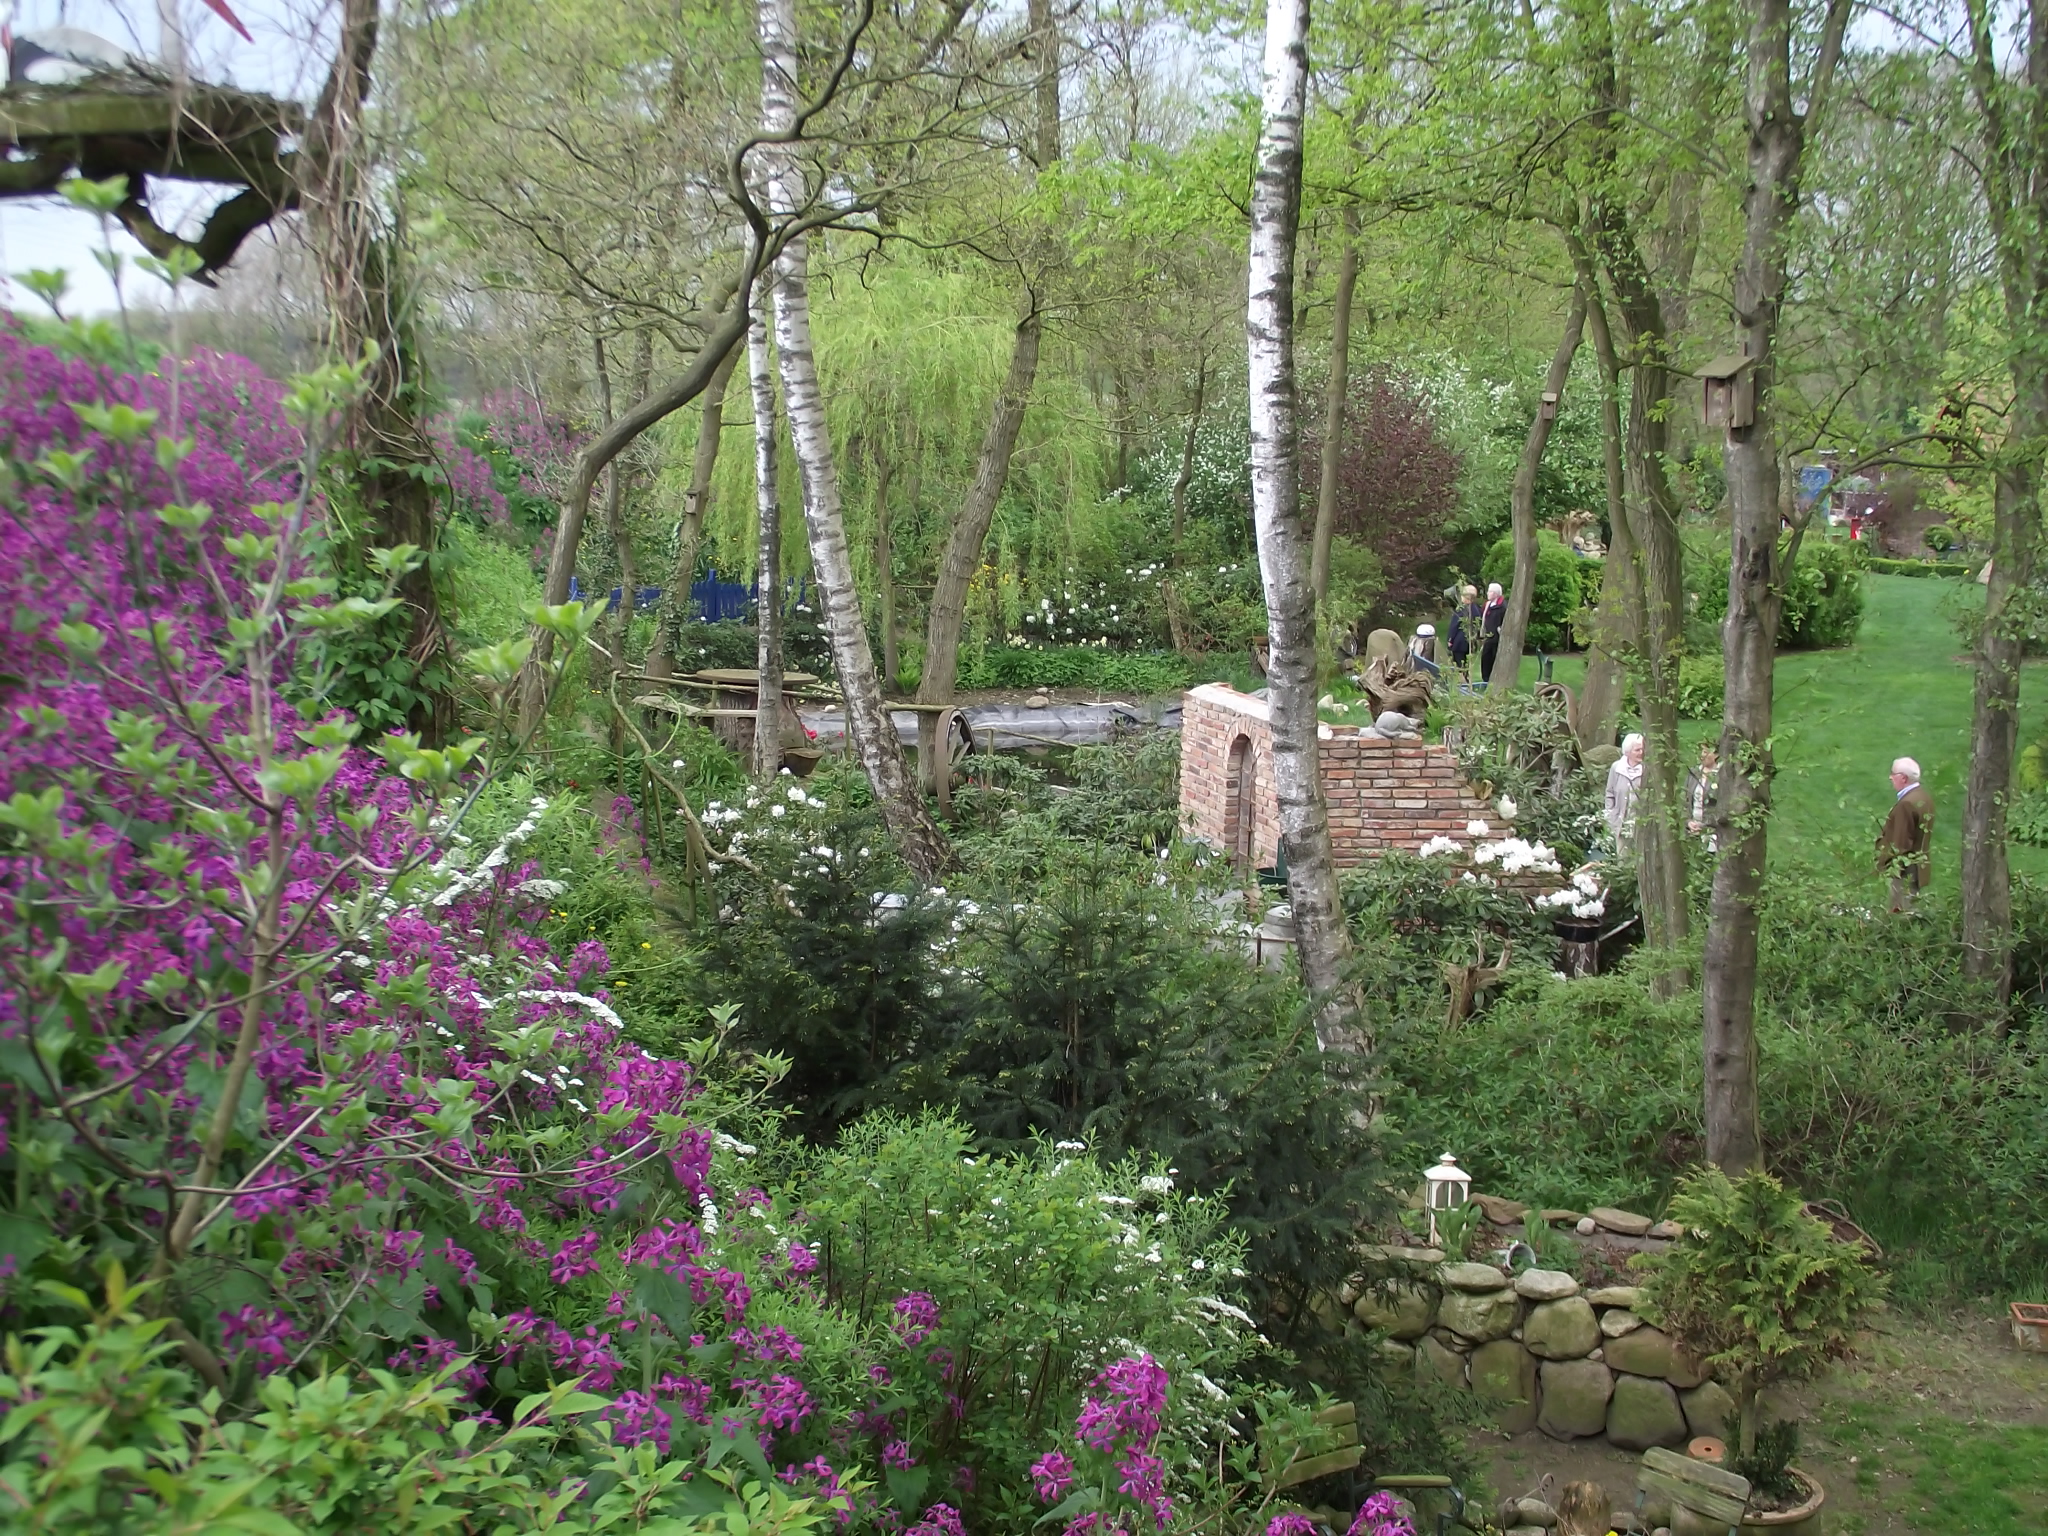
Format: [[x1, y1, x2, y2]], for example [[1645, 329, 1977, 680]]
[[1349, 1250, 1737, 1450]]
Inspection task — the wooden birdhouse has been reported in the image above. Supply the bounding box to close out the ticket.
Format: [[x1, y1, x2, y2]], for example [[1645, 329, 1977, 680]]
[[1539, 390, 1560, 421], [1700, 355, 1755, 429]]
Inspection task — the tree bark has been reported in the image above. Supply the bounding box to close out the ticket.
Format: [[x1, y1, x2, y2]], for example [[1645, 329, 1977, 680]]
[[872, 441, 898, 690], [593, 330, 637, 770], [519, 297, 748, 729], [1249, 0, 1362, 1049], [749, 277, 785, 778], [1493, 283, 1588, 694], [1310, 211, 1359, 608], [1704, 0, 1844, 1177], [914, 303, 1043, 789], [758, 0, 950, 877], [303, 0, 453, 743], [1571, 245, 1632, 754], [1169, 356, 1208, 551], [1961, 0, 2048, 1008], [647, 345, 741, 682]]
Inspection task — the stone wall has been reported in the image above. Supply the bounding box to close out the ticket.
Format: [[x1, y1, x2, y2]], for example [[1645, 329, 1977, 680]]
[[1179, 684, 1502, 868], [1343, 1212, 1735, 1452]]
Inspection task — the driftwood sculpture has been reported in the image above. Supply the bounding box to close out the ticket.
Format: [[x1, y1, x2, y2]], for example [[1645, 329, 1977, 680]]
[[1442, 936, 1512, 1026], [1361, 650, 1434, 721]]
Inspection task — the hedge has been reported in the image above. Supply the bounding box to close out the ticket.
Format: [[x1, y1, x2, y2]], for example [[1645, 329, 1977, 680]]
[[956, 646, 1196, 694], [1865, 557, 1974, 579]]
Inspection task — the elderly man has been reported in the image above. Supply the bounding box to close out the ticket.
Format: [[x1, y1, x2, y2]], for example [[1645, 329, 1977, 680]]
[[1876, 756, 1935, 912], [1478, 582, 1507, 685]]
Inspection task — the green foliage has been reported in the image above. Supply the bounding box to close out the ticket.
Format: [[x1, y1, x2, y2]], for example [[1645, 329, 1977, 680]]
[[447, 518, 543, 649], [1479, 531, 1592, 651], [1864, 556, 1973, 578], [1726, 1416, 1803, 1504], [0, 1280, 838, 1535], [1923, 522, 1958, 554], [1691, 537, 1866, 650], [956, 645, 1194, 693], [1634, 1167, 1884, 1453], [1676, 654, 1725, 721]]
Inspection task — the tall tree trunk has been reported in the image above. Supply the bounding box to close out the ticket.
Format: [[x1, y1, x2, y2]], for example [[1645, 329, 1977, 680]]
[[593, 330, 637, 772], [913, 0, 1059, 789], [758, 0, 949, 877], [1962, 0, 2048, 1008], [749, 279, 784, 778], [647, 346, 742, 682], [1704, 0, 1844, 1175], [1571, 247, 1631, 753], [304, 0, 452, 743], [1493, 283, 1588, 693], [1169, 356, 1208, 550], [1311, 210, 1360, 608], [1249, 0, 1362, 1049], [915, 303, 1043, 789], [873, 441, 898, 691]]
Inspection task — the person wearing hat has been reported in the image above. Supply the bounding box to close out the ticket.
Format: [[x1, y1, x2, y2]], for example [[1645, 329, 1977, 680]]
[[1408, 623, 1441, 676]]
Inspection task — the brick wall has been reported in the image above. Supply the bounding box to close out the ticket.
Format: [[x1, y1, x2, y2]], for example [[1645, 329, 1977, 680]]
[[1179, 683, 1505, 867]]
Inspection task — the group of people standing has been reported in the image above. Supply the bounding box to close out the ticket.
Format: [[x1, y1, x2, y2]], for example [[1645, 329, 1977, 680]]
[[1602, 740, 1936, 914], [1446, 583, 1507, 684]]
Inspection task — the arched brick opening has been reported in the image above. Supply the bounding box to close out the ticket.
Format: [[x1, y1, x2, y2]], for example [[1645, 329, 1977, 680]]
[[1224, 733, 1256, 871]]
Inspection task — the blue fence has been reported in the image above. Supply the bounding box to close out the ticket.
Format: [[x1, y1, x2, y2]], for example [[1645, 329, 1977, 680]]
[[567, 572, 810, 622]]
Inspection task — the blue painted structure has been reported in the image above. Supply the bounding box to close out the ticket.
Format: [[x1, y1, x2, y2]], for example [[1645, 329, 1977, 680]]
[[566, 572, 811, 622]]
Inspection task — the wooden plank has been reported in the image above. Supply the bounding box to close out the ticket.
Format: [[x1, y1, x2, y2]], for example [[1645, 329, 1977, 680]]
[[1313, 1402, 1358, 1428], [1642, 1447, 1750, 1499], [1373, 1475, 1454, 1490], [1636, 1469, 1746, 1525]]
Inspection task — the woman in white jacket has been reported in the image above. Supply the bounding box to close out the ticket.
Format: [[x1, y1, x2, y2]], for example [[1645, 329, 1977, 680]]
[[1604, 733, 1645, 856]]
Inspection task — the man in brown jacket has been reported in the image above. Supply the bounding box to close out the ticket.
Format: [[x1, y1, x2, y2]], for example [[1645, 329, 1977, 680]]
[[1877, 756, 1935, 912]]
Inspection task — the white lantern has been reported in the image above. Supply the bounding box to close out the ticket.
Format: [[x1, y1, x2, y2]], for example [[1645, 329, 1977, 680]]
[[1423, 1153, 1471, 1246]]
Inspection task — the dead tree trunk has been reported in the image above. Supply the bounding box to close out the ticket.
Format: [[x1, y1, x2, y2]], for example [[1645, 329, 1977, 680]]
[[647, 345, 741, 682], [749, 278, 784, 778], [1703, 0, 1846, 1176], [1493, 283, 1588, 694], [757, 0, 949, 877], [1249, 0, 1362, 1050]]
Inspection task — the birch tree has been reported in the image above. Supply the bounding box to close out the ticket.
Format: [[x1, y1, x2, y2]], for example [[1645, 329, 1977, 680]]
[[1702, 0, 1848, 1176], [758, 0, 951, 877], [749, 277, 785, 778], [1249, 0, 1362, 1045]]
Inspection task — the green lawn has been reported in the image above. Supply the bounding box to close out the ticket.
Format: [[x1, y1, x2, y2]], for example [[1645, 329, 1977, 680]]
[[1816, 1399, 2048, 1536], [1515, 574, 2048, 889]]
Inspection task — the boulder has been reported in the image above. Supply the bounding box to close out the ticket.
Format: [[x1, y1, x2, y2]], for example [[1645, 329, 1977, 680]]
[[1589, 1207, 1655, 1236], [1510, 1499, 1557, 1529], [1602, 1324, 1676, 1379], [1649, 1220, 1684, 1240], [1473, 1193, 1530, 1226], [1540, 1209, 1585, 1226], [1354, 1282, 1437, 1340], [1514, 1268, 1581, 1302], [1607, 1374, 1689, 1450], [1507, 1527, 1548, 1536], [1601, 1308, 1645, 1339], [1361, 1244, 1446, 1267], [1576, 1216, 1599, 1235], [1439, 1286, 1519, 1344], [1536, 1359, 1613, 1439], [1440, 1261, 1510, 1292], [1025, 693, 1051, 709], [1469, 1340, 1540, 1433], [1667, 1345, 1711, 1390], [1523, 1296, 1601, 1359], [1680, 1380, 1738, 1440], [1417, 1333, 1468, 1388], [1587, 1285, 1643, 1308], [1373, 1337, 1417, 1374]]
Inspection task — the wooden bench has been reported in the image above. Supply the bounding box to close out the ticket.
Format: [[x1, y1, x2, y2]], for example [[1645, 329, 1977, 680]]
[[1262, 1400, 1363, 1489], [1636, 1446, 1752, 1536]]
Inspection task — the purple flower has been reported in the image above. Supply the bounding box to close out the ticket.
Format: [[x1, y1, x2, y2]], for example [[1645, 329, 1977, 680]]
[[218, 1305, 302, 1374], [602, 1389, 672, 1453], [1029, 1450, 1075, 1503], [1349, 1493, 1418, 1536], [906, 1504, 965, 1536], [883, 1439, 917, 1470], [892, 1291, 939, 1345], [1269, 1518, 1320, 1536]]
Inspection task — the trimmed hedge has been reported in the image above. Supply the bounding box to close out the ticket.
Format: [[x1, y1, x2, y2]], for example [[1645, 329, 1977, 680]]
[[957, 645, 1196, 694], [1866, 557, 1973, 578]]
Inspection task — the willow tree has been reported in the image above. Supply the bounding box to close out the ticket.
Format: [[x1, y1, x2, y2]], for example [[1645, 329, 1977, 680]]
[[1250, 0, 1361, 1045]]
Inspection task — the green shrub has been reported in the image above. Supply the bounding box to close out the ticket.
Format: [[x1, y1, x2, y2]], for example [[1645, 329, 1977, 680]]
[[1866, 556, 1973, 578], [1636, 1167, 1884, 1458], [956, 645, 1194, 694], [1924, 522, 1958, 554], [1479, 531, 1591, 650], [1692, 537, 1866, 648], [1677, 653, 1725, 720]]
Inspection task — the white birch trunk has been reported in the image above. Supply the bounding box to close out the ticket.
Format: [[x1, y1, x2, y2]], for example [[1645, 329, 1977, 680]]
[[1247, 0, 1362, 1048], [748, 275, 784, 778], [757, 0, 950, 876]]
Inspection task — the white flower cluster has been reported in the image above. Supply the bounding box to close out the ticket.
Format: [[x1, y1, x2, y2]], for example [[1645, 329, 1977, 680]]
[[430, 796, 550, 909], [1473, 836, 1561, 875], [1536, 868, 1607, 920], [1418, 835, 1463, 858]]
